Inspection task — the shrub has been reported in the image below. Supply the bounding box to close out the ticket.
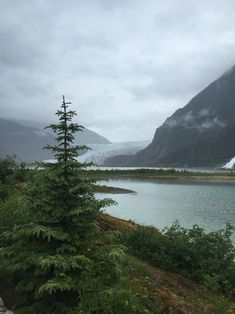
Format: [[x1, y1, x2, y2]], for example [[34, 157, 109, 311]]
[[124, 222, 235, 296], [0, 156, 16, 200]]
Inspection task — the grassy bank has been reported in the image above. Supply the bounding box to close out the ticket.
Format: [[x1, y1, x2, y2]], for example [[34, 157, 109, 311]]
[[94, 184, 136, 194], [99, 214, 235, 314], [80, 168, 235, 182]]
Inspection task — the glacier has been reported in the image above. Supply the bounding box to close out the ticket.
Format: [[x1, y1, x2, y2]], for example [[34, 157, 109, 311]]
[[77, 141, 150, 165], [223, 157, 235, 169]]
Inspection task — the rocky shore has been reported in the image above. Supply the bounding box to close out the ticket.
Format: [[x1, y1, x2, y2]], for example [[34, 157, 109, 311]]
[[0, 298, 13, 314]]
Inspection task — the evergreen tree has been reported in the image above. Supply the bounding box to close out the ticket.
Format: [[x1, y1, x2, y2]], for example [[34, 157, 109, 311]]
[[0, 156, 16, 200], [0, 97, 129, 313]]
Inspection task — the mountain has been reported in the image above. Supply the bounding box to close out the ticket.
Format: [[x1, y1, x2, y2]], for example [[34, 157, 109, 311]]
[[0, 118, 110, 162], [15, 119, 110, 145], [104, 65, 235, 167], [74, 127, 110, 145]]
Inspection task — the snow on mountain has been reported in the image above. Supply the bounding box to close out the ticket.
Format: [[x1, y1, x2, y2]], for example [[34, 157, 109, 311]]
[[223, 157, 235, 169], [77, 141, 150, 165]]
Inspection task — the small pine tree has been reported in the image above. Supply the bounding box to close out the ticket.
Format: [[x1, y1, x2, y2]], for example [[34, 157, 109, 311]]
[[0, 96, 120, 313]]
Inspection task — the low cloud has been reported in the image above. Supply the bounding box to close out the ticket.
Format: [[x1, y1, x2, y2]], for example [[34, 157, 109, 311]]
[[165, 110, 226, 131], [200, 117, 226, 129], [0, 0, 235, 141]]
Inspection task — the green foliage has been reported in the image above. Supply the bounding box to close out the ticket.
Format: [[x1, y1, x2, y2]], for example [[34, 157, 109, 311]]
[[212, 296, 235, 314], [13, 162, 29, 182], [78, 168, 186, 180], [0, 156, 16, 200], [124, 222, 235, 297], [0, 97, 155, 313], [0, 188, 25, 308], [0, 191, 21, 230], [76, 285, 152, 314], [0, 155, 29, 200]]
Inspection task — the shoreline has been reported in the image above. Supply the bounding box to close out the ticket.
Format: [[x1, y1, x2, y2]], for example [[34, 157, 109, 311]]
[[112, 174, 235, 182], [94, 184, 136, 194], [86, 169, 235, 184], [93, 174, 235, 195]]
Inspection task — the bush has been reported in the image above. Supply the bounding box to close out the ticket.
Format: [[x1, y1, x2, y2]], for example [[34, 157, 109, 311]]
[[0, 156, 29, 200], [124, 222, 235, 296], [212, 296, 235, 314], [13, 162, 29, 182], [0, 156, 16, 200]]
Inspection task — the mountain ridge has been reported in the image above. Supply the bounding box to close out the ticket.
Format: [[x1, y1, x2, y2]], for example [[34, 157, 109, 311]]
[[104, 65, 235, 167], [0, 118, 110, 162]]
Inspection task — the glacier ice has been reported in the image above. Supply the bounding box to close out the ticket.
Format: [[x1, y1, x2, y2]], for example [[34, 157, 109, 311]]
[[223, 157, 235, 169]]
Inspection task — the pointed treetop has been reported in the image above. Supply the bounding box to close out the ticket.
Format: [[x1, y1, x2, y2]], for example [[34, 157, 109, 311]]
[[62, 95, 71, 108]]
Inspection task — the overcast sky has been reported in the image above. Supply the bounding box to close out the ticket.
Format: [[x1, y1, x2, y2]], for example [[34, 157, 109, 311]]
[[1, 0, 235, 142]]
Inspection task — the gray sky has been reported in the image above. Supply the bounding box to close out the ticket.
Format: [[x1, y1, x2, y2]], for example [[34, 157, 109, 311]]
[[1, 0, 235, 142]]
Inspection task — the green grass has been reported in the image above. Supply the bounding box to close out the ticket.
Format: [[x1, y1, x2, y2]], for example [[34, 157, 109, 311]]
[[78, 168, 235, 182]]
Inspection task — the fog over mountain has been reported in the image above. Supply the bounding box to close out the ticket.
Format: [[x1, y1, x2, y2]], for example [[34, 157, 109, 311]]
[[1, 1, 235, 142], [0, 118, 110, 162], [104, 66, 235, 167]]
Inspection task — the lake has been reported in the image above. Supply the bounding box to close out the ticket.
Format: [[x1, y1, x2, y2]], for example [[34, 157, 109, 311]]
[[97, 178, 235, 242]]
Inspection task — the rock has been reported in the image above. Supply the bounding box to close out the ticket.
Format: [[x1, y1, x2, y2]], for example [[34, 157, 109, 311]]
[[0, 298, 13, 314]]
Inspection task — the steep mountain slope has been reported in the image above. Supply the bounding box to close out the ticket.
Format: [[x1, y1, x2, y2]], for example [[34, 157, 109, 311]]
[[105, 66, 235, 167], [0, 118, 110, 162], [75, 127, 110, 145]]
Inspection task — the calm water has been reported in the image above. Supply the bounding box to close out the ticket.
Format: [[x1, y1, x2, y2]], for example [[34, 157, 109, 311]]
[[97, 178, 235, 241]]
